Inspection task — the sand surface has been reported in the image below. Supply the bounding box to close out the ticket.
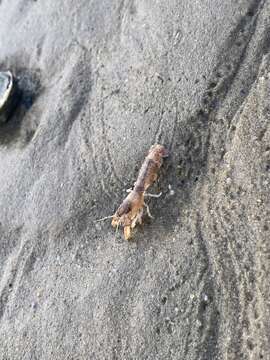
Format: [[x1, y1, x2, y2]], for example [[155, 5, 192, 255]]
[[0, 1, 269, 359]]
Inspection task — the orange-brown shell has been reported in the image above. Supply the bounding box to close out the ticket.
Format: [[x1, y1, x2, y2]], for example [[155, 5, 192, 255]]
[[134, 144, 168, 192]]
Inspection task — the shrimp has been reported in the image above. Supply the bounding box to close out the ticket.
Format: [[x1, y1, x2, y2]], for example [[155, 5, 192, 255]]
[[111, 144, 168, 240]]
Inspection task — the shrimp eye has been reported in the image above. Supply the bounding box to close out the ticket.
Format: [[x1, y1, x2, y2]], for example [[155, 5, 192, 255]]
[[160, 147, 169, 157]]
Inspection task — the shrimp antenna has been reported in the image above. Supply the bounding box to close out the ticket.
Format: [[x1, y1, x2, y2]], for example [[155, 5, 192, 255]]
[[95, 215, 114, 222]]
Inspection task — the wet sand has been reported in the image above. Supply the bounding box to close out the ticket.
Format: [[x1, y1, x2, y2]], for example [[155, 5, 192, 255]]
[[0, 1, 269, 359]]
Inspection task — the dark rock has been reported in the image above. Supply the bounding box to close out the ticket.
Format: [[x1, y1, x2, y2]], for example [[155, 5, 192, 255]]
[[0, 71, 17, 123]]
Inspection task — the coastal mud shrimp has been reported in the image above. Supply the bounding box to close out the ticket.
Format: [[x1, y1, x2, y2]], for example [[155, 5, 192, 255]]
[[97, 144, 168, 240]]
